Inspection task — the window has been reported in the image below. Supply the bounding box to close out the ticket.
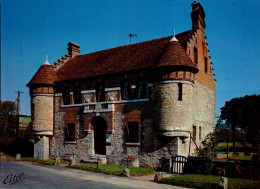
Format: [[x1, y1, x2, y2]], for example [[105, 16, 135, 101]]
[[204, 57, 208, 73], [199, 126, 202, 140], [31, 103, 35, 119], [126, 122, 139, 143], [192, 126, 196, 141], [178, 83, 183, 101], [62, 87, 70, 105], [73, 86, 82, 104], [194, 47, 198, 65], [136, 79, 148, 99], [65, 123, 75, 142], [121, 80, 132, 100], [95, 82, 105, 102]]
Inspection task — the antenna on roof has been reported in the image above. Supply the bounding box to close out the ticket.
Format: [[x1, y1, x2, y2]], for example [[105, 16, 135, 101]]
[[170, 29, 178, 42], [43, 54, 50, 65], [129, 33, 137, 44]]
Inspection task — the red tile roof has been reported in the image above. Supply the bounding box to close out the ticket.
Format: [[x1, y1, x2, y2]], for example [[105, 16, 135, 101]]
[[56, 31, 195, 82], [27, 30, 196, 85], [27, 65, 56, 86], [156, 41, 198, 72]]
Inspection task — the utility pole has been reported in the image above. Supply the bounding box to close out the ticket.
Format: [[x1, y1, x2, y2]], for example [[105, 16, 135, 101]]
[[226, 134, 229, 162], [16, 91, 23, 157]]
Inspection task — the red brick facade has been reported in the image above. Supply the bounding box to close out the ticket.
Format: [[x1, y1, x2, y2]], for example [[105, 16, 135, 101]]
[[83, 112, 114, 134]]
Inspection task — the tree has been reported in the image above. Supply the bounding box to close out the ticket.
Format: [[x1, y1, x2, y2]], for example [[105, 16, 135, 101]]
[[220, 94, 260, 151], [0, 101, 17, 135], [0, 101, 16, 115], [0, 101, 17, 154]]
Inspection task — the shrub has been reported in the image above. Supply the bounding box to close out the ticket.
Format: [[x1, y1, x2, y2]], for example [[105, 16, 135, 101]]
[[185, 157, 213, 175], [194, 132, 218, 174]]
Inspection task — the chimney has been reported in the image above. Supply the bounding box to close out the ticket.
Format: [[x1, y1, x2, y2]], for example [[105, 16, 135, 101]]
[[67, 42, 80, 58], [190, 1, 206, 32]]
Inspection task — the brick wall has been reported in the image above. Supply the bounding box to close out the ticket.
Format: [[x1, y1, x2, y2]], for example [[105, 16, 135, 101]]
[[186, 29, 216, 91]]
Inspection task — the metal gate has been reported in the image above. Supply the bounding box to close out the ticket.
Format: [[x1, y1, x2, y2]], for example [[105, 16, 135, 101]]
[[172, 156, 187, 174]]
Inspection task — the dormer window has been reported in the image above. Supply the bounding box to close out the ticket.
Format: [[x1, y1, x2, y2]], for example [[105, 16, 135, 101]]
[[73, 85, 82, 104], [121, 79, 132, 100], [204, 57, 208, 74], [194, 47, 198, 65], [136, 79, 148, 99], [95, 82, 105, 102], [62, 87, 70, 105]]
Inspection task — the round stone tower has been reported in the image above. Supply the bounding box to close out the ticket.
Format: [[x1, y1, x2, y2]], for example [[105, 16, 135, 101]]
[[153, 36, 198, 137], [27, 56, 56, 159]]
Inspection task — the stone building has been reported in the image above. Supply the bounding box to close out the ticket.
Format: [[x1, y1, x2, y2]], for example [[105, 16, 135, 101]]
[[27, 1, 215, 168]]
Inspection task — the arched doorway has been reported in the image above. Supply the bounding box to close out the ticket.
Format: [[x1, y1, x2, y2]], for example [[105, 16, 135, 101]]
[[91, 116, 107, 155]]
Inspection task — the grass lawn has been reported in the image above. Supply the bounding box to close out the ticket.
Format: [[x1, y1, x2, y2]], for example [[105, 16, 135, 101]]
[[231, 155, 252, 161], [158, 174, 258, 189], [18, 157, 68, 165], [217, 142, 252, 149], [2, 153, 155, 177], [69, 164, 155, 177], [0, 153, 69, 165], [228, 177, 259, 189], [0, 153, 16, 161]]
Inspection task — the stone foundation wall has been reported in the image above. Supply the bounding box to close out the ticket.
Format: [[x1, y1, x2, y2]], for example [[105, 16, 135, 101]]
[[34, 136, 50, 159]]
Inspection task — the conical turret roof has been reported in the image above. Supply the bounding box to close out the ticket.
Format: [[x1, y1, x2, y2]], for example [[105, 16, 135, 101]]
[[27, 64, 56, 87], [155, 40, 198, 73]]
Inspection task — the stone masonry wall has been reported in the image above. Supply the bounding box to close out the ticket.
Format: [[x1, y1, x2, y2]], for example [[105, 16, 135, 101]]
[[50, 96, 93, 161], [32, 94, 54, 132], [34, 136, 49, 159], [106, 102, 191, 169], [153, 80, 194, 136], [192, 80, 215, 145]]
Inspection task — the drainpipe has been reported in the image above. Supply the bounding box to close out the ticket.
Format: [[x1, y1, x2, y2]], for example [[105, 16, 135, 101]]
[[189, 132, 192, 157]]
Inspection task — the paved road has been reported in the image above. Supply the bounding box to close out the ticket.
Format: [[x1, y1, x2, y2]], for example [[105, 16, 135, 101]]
[[0, 162, 188, 189]]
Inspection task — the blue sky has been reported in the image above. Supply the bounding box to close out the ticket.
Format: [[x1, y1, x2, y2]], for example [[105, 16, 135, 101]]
[[1, 0, 260, 116]]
